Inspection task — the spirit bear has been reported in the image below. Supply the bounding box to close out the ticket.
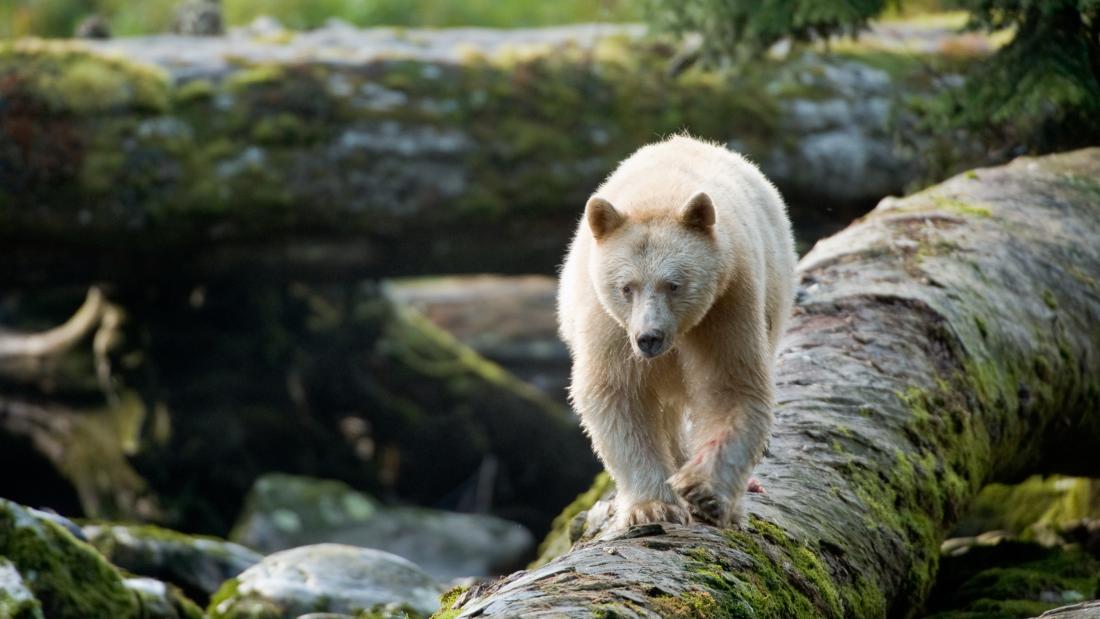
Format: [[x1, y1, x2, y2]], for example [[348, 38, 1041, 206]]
[[557, 135, 796, 528]]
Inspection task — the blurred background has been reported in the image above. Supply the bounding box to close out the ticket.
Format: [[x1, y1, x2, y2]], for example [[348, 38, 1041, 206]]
[[1, 1, 1099, 617]]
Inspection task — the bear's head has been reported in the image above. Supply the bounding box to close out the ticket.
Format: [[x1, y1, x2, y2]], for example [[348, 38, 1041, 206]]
[[586, 191, 723, 359]]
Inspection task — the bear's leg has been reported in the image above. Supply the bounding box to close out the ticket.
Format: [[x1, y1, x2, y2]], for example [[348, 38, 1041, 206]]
[[573, 379, 689, 529], [669, 393, 772, 527]]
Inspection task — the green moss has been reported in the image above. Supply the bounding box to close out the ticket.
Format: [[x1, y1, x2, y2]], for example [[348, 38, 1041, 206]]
[[532, 471, 613, 566], [430, 585, 468, 619], [226, 65, 285, 91], [649, 590, 721, 618], [1042, 289, 1058, 309], [0, 500, 140, 619], [175, 79, 216, 103], [207, 578, 240, 614], [0, 41, 169, 114], [0, 558, 44, 619], [252, 112, 312, 145], [973, 316, 988, 339], [681, 517, 853, 618], [924, 540, 1100, 618], [932, 196, 993, 218], [206, 574, 283, 619]]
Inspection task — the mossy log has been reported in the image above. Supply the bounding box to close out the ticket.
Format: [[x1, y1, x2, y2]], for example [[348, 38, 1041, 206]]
[[0, 28, 980, 282], [441, 149, 1100, 618]]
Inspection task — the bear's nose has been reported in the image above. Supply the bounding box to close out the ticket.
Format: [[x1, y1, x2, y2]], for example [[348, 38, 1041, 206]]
[[636, 330, 665, 357]]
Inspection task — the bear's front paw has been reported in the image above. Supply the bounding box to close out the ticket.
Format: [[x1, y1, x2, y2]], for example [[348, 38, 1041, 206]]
[[616, 500, 691, 529], [668, 469, 741, 527]]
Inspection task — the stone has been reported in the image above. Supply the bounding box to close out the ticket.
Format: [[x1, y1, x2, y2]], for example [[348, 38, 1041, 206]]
[[83, 522, 262, 600], [208, 544, 441, 618], [230, 474, 534, 581]]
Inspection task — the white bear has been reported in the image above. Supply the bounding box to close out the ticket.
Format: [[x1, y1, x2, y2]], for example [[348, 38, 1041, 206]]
[[557, 135, 795, 528]]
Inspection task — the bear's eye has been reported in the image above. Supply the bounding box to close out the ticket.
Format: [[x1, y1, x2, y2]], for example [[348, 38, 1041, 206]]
[[621, 285, 632, 297], [668, 282, 680, 292]]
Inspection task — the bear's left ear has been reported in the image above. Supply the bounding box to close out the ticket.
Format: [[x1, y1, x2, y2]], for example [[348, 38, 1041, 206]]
[[679, 191, 715, 231]]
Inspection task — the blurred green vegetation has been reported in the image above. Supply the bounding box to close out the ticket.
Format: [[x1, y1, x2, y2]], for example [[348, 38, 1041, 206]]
[[645, 0, 1100, 157], [0, 0, 641, 38]]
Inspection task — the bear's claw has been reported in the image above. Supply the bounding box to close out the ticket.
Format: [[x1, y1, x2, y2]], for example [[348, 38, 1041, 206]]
[[675, 479, 726, 525], [618, 500, 691, 528]]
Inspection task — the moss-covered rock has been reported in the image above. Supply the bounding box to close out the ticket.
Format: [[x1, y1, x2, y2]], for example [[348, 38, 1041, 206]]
[[83, 521, 262, 603], [0, 557, 44, 619], [0, 497, 202, 619], [0, 498, 140, 618]]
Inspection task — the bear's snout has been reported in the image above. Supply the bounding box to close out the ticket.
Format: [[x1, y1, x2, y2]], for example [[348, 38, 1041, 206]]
[[635, 330, 667, 358]]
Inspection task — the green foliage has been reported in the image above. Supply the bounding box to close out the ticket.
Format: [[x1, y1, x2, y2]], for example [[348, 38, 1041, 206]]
[[644, 0, 1100, 153], [644, 0, 891, 62], [952, 0, 1100, 149]]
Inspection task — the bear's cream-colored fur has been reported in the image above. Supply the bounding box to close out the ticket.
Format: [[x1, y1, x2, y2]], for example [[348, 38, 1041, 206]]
[[557, 135, 796, 528]]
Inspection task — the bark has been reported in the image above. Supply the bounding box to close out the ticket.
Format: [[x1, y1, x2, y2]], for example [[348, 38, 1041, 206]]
[[442, 149, 1100, 618], [0, 286, 103, 358], [1037, 601, 1100, 618]]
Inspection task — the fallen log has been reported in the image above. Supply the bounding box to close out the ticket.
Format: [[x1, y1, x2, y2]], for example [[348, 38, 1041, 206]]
[[442, 149, 1100, 618]]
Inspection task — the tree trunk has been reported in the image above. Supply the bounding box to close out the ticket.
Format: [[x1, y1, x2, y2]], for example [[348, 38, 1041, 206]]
[[1037, 600, 1100, 618], [0, 28, 988, 284], [441, 149, 1100, 618]]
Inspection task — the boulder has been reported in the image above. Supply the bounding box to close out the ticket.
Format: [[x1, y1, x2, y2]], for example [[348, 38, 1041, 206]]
[[84, 522, 262, 601], [0, 498, 202, 619], [231, 474, 534, 581], [208, 544, 441, 618]]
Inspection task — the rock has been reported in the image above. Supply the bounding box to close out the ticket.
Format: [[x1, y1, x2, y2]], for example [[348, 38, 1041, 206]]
[[1037, 600, 1100, 618], [231, 474, 534, 581], [83, 522, 262, 601], [124, 577, 204, 619], [28, 507, 86, 541], [208, 544, 441, 618], [0, 498, 203, 619], [0, 557, 43, 619]]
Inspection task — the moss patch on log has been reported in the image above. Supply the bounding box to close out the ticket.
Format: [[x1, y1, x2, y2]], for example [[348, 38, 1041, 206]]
[[668, 516, 885, 619]]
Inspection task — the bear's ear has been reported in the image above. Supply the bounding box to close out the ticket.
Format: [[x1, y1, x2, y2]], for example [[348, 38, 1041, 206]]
[[679, 191, 715, 231], [586, 196, 624, 240]]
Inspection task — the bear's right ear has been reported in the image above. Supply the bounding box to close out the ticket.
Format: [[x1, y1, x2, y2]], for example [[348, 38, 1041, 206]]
[[586, 196, 624, 240]]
